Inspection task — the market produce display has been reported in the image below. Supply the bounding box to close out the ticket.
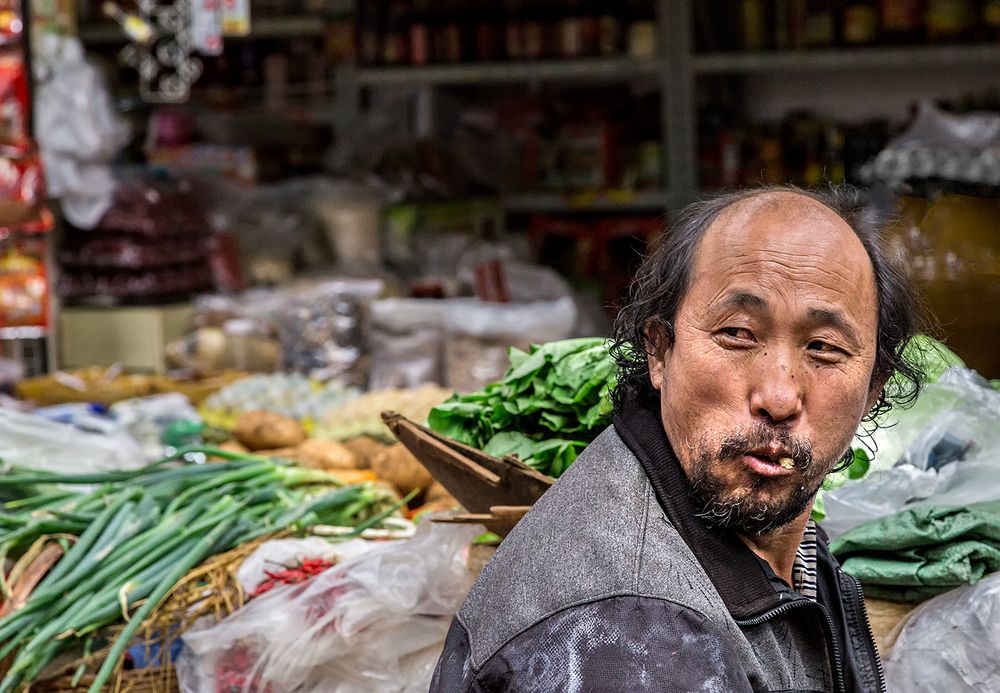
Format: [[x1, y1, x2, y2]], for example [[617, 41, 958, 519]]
[[200, 373, 361, 431], [428, 338, 615, 477], [0, 447, 399, 692], [316, 383, 452, 442]]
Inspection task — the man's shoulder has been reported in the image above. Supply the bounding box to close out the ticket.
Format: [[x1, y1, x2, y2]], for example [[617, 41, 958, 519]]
[[437, 593, 752, 693], [457, 426, 733, 670]]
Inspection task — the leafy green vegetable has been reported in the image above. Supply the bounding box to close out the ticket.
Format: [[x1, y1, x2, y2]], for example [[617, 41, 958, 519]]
[[812, 448, 871, 522], [901, 335, 965, 384], [429, 338, 615, 477]]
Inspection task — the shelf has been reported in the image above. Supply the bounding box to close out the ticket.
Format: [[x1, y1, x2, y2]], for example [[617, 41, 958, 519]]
[[503, 190, 670, 213], [693, 44, 1000, 74], [355, 56, 661, 87], [78, 16, 325, 45]]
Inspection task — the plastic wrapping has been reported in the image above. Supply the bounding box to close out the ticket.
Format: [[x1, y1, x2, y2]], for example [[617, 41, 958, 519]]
[[368, 298, 450, 389], [235, 537, 376, 594], [444, 296, 577, 392], [176, 521, 481, 693], [110, 393, 201, 459], [33, 35, 130, 228], [822, 368, 1000, 538], [864, 100, 1000, 187], [0, 408, 144, 475], [883, 571, 1000, 692]]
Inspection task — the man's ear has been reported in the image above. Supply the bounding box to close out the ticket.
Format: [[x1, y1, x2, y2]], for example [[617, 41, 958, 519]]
[[865, 371, 889, 414], [645, 320, 671, 391]]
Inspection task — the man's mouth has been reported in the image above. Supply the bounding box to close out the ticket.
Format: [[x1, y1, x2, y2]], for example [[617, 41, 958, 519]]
[[740, 446, 798, 477]]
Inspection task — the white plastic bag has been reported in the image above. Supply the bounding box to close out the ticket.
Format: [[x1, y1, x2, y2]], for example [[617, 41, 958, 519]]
[[176, 521, 482, 693], [110, 393, 201, 459], [884, 572, 1000, 692], [0, 409, 144, 475], [33, 34, 131, 228], [823, 368, 1000, 538]]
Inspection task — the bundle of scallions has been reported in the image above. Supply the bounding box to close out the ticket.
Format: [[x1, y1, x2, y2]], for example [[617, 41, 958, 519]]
[[0, 446, 401, 693]]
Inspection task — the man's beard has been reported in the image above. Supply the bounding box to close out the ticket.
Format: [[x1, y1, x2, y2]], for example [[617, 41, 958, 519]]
[[687, 423, 835, 537]]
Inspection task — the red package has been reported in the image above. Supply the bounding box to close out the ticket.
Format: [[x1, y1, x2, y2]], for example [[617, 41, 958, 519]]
[[0, 50, 29, 152], [0, 152, 46, 228], [0, 0, 22, 44], [0, 236, 48, 328]]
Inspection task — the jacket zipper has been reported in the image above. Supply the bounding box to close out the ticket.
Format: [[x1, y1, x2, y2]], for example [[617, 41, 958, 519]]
[[735, 598, 846, 693], [847, 575, 887, 692]]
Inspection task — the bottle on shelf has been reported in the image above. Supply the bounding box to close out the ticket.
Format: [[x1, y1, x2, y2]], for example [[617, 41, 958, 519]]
[[803, 0, 837, 47], [741, 0, 768, 50], [382, 0, 410, 65], [474, 0, 504, 61], [521, 0, 544, 59], [626, 0, 657, 58], [357, 0, 382, 66], [984, 0, 1000, 41], [774, 0, 795, 49], [505, 0, 524, 60], [842, 0, 879, 45], [596, 4, 623, 56], [924, 0, 976, 43], [580, 0, 601, 56], [409, 0, 431, 65], [560, 0, 585, 58], [878, 0, 924, 44]]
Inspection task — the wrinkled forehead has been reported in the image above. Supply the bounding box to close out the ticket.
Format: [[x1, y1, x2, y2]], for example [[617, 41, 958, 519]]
[[689, 192, 879, 330]]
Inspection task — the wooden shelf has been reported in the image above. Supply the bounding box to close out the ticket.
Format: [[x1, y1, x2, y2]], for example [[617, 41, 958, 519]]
[[356, 55, 661, 86], [693, 44, 1000, 74]]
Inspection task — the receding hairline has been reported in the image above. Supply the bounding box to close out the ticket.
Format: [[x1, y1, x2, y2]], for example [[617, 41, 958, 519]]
[[694, 189, 874, 273], [710, 189, 858, 234]]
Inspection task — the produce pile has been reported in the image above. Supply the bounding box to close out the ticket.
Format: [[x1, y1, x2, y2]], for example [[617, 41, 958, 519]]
[[200, 373, 361, 431], [316, 384, 453, 442], [0, 448, 398, 692], [429, 338, 615, 477]]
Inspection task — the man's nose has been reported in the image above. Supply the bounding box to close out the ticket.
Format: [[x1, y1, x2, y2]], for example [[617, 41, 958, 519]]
[[749, 350, 804, 424]]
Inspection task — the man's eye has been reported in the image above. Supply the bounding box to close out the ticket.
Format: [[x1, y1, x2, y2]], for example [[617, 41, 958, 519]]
[[808, 341, 845, 356], [720, 327, 755, 341]]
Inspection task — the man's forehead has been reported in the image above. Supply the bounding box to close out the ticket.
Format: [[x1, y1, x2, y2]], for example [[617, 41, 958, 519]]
[[687, 191, 879, 338], [697, 191, 868, 268]]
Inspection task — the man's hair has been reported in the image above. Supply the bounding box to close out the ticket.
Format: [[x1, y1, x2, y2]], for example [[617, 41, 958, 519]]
[[609, 184, 927, 426]]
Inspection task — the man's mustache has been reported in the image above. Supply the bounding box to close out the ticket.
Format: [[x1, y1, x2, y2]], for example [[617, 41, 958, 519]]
[[718, 423, 814, 472]]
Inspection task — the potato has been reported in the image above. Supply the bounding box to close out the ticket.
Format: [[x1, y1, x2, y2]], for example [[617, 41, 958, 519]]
[[255, 447, 301, 461], [371, 443, 433, 497], [341, 436, 387, 470], [233, 411, 307, 451], [216, 440, 248, 454], [295, 438, 359, 470]]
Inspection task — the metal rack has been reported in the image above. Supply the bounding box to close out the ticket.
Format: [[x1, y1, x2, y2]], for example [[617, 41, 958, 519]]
[[337, 0, 1000, 216]]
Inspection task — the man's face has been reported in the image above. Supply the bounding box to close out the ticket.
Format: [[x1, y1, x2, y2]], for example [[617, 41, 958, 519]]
[[649, 193, 881, 536]]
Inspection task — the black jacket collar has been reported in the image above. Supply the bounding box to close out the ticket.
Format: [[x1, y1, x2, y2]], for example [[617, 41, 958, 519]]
[[612, 392, 793, 620]]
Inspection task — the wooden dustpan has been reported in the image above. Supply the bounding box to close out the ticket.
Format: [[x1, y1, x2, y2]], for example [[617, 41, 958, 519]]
[[381, 411, 553, 536]]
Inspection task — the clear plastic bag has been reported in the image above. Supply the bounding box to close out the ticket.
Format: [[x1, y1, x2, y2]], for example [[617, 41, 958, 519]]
[[822, 368, 1000, 538], [176, 521, 482, 693], [0, 408, 144, 475], [884, 571, 1000, 692], [235, 537, 375, 594], [444, 296, 577, 392], [368, 298, 450, 390]]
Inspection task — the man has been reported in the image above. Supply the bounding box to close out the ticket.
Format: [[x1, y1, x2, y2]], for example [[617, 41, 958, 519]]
[[431, 186, 926, 692]]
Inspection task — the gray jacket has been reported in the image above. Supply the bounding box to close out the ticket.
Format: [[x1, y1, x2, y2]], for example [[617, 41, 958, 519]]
[[430, 396, 886, 693]]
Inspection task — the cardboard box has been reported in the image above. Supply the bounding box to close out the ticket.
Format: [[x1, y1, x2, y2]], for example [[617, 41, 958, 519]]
[[59, 304, 194, 373]]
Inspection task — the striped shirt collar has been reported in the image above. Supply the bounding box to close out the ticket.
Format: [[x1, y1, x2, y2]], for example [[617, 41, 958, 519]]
[[792, 519, 819, 601]]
